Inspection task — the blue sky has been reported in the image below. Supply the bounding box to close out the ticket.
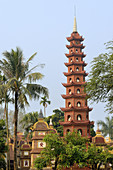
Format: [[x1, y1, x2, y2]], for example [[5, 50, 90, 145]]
[[0, 0, 113, 130]]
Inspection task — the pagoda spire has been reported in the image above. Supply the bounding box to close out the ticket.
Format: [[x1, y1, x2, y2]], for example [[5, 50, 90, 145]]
[[73, 16, 77, 32]]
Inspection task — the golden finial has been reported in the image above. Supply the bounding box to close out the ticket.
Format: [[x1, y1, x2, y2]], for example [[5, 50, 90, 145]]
[[73, 6, 77, 32]]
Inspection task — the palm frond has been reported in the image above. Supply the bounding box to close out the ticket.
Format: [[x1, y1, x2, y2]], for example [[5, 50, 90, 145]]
[[26, 73, 44, 83], [26, 52, 37, 64]]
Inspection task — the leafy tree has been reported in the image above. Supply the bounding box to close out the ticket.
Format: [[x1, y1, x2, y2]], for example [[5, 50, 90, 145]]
[[86, 41, 113, 114], [40, 96, 51, 117], [20, 111, 38, 139], [97, 116, 113, 139], [0, 47, 48, 170], [45, 109, 64, 136], [0, 119, 7, 170], [86, 144, 111, 170], [34, 132, 88, 170]]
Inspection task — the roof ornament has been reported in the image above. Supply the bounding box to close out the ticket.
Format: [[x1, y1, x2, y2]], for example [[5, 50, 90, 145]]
[[49, 118, 53, 126], [73, 5, 77, 32], [38, 109, 44, 119]]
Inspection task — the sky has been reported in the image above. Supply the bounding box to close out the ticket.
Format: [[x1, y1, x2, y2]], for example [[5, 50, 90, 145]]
[[0, 0, 113, 130]]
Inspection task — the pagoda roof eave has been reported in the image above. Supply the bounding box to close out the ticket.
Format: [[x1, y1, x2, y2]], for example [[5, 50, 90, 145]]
[[59, 120, 94, 126], [66, 44, 85, 49], [65, 52, 86, 58], [63, 71, 88, 77], [64, 62, 87, 67], [62, 82, 86, 87], [66, 34, 84, 42], [60, 106, 93, 112], [61, 93, 87, 99]]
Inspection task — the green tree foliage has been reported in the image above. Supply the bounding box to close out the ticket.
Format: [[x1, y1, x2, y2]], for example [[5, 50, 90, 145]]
[[0, 47, 48, 170], [40, 96, 51, 117], [34, 132, 88, 170], [45, 109, 64, 136], [34, 132, 113, 170], [20, 111, 38, 139], [86, 41, 113, 114], [0, 119, 7, 170], [97, 116, 113, 139], [86, 144, 111, 170]]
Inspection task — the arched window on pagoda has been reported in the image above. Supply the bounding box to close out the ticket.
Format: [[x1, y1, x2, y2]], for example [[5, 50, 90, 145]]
[[77, 89, 80, 94], [76, 58, 78, 62], [77, 129, 82, 135], [70, 68, 72, 72], [67, 115, 71, 121], [86, 114, 88, 120], [69, 89, 72, 94], [68, 102, 71, 107], [67, 129, 71, 134], [76, 67, 79, 71], [69, 78, 72, 83], [77, 102, 81, 107], [76, 77, 80, 82], [77, 114, 82, 121], [70, 58, 73, 62], [71, 50, 73, 53], [76, 49, 78, 53]]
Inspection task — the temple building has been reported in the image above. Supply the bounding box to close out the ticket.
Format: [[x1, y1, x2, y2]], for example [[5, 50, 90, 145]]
[[60, 16, 94, 138]]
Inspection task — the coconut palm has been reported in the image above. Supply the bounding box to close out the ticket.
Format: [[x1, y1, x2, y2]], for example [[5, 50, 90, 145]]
[[20, 111, 39, 139], [0, 47, 48, 170], [97, 116, 113, 139], [40, 96, 51, 117], [0, 74, 11, 170]]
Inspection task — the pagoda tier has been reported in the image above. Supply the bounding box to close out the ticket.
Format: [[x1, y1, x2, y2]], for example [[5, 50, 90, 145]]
[[60, 120, 94, 126], [66, 43, 85, 49], [65, 52, 86, 58], [60, 17, 93, 137], [64, 61, 87, 67], [66, 32, 84, 42], [60, 106, 92, 112], [62, 82, 86, 87], [61, 93, 87, 99], [63, 71, 88, 76]]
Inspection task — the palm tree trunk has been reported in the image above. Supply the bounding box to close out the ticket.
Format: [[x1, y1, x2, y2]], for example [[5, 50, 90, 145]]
[[5, 101, 10, 170], [44, 106, 46, 117], [14, 91, 18, 170]]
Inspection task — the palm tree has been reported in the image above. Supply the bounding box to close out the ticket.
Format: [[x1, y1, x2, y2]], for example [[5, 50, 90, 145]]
[[0, 74, 11, 170], [20, 111, 39, 139], [40, 96, 51, 117], [0, 47, 48, 170], [97, 116, 113, 139]]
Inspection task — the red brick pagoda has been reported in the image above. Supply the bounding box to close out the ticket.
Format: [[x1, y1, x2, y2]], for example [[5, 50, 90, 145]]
[[60, 17, 94, 137]]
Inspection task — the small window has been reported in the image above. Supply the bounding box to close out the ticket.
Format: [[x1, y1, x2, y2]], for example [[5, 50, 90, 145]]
[[24, 151, 29, 156], [76, 58, 78, 62], [69, 89, 71, 94], [71, 50, 73, 53], [76, 78, 80, 82], [68, 102, 71, 107], [67, 115, 71, 121], [67, 129, 71, 133], [77, 115, 82, 120], [77, 129, 82, 135], [76, 67, 79, 71], [24, 160, 29, 167], [69, 78, 72, 83], [77, 89, 80, 94], [70, 58, 73, 62], [76, 49, 78, 53], [77, 102, 81, 107], [70, 68, 72, 72], [86, 114, 88, 120]]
